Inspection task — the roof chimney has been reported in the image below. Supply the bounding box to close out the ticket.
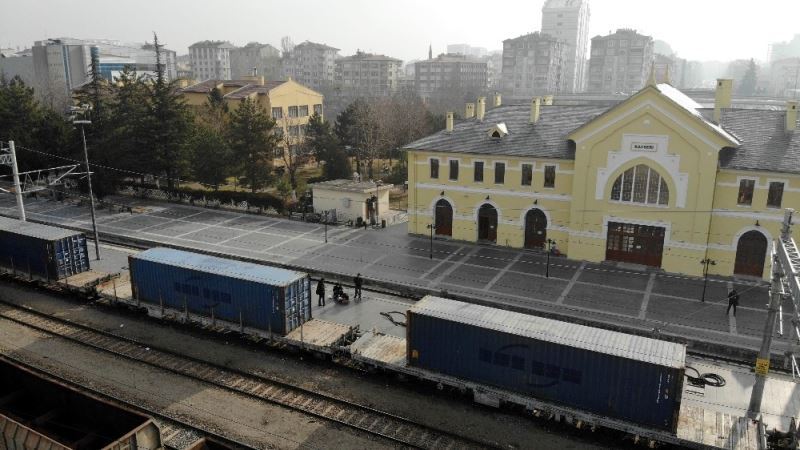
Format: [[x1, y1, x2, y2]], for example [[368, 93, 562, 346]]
[[531, 97, 541, 124], [713, 79, 733, 123], [465, 103, 475, 119], [476, 97, 486, 121], [446, 111, 454, 132], [787, 101, 798, 132], [493, 93, 502, 108], [542, 95, 554, 105]]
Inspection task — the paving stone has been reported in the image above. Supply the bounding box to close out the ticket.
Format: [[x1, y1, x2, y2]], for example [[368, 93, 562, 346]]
[[491, 272, 567, 302], [564, 284, 643, 316]]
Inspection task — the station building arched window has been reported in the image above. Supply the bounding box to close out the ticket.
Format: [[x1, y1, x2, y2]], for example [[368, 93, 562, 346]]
[[610, 164, 669, 206]]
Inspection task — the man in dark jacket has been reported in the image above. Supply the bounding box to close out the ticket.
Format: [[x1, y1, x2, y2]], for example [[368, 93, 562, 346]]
[[726, 288, 739, 317], [354, 273, 363, 301], [316, 278, 326, 306]]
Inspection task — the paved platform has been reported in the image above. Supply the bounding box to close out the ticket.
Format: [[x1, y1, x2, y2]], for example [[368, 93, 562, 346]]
[[1, 195, 793, 361]]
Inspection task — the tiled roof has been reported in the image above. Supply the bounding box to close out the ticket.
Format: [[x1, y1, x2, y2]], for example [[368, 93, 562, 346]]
[[189, 40, 235, 49], [296, 41, 339, 51], [338, 53, 401, 63], [715, 108, 800, 174], [180, 80, 249, 94], [404, 104, 609, 159], [223, 80, 287, 99]]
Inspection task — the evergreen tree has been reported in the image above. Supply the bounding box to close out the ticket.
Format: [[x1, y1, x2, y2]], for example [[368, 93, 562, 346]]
[[739, 59, 758, 96], [228, 97, 278, 192], [190, 125, 232, 190], [200, 87, 229, 133], [0, 76, 41, 153], [109, 66, 152, 182], [148, 33, 191, 190], [305, 113, 350, 180]]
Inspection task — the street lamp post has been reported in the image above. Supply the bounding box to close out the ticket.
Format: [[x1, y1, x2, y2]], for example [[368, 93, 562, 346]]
[[323, 211, 328, 244], [545, 238, 555, 278], [700, 258, 716, 302], [427, 223, 436, 259]]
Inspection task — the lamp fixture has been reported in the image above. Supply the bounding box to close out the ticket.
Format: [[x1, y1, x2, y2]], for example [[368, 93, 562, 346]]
[[485, 195, 490, 201], [440, 191, 445, 196], [533, 199, 538, 205], [755, 220, 760, 227]]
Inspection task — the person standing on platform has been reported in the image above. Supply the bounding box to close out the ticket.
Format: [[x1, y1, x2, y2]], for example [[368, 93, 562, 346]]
[[354, 273, 363, 301], [726, 288, 739, 317], [316, 278, 326, 307]]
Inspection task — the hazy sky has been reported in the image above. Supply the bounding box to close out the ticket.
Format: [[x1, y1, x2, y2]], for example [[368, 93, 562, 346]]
[[2, 0, 799, 63]]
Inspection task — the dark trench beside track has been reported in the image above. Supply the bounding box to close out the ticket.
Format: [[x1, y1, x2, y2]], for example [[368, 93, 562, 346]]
[[0, 299, 499, 449]]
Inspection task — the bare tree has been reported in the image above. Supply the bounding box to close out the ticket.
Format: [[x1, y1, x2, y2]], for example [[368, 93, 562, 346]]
[[277, 115, 314, 192]]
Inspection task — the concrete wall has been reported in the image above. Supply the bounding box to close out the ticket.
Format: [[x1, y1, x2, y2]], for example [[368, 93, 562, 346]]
[[313, 187, 390, 223]]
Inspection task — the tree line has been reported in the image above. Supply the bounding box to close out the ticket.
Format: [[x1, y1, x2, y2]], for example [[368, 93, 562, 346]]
[[0, 33, 444, 202]]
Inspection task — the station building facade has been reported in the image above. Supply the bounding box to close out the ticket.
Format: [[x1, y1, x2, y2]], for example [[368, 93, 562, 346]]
[[405, 80, 800, 279]]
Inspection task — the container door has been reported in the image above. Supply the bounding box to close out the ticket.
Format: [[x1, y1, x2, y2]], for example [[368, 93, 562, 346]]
[[282, 279, 311, 334]]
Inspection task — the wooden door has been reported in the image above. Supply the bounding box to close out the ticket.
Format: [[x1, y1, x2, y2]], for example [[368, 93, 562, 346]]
[[524, 209, 547, 249], [478, 204, 497, 243], [605, 222, 665, 267], [734, 230, 767, 277], [434, 199, 452, 237]]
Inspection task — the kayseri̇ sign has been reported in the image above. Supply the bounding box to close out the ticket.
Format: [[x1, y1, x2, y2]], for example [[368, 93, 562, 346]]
[[631, 142, 657, 152]]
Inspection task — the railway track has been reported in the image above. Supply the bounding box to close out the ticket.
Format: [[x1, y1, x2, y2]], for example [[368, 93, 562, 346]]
[[0, 300, 499, 450]]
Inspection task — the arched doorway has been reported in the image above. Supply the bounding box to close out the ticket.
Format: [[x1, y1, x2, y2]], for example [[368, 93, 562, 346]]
[[524, 209, 547, 249], [734, 230, 768, 277], [477, 204, 498, 243], [434, 199, 453, 237]]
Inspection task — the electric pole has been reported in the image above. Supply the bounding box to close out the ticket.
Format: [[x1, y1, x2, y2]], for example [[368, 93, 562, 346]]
[[747, 209, 793, 419], [72, 104, 101, 261], [7, 141, 26, 221]]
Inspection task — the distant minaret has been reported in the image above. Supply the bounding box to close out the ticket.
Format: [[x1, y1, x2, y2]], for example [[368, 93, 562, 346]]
[[428, 44, 432, 60]]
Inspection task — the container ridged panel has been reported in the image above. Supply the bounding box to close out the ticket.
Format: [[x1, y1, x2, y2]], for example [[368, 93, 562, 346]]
[[408, 297, 683, 432], [0, 218, 90, 280], [129, 248, 311, 335]]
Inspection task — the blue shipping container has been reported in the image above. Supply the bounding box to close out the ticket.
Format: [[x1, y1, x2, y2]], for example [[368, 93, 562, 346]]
[[129, 248, 311, 335], [0, 217, 90, 280], [407, 296, 685, 432]]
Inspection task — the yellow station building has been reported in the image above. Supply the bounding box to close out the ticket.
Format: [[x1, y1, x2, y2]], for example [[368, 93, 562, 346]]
[[180, 76, 323, 165], [405, 79, 800, 279]]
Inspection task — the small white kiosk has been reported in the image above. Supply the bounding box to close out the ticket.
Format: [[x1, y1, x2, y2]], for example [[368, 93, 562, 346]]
[[310, 178, 393, 225]]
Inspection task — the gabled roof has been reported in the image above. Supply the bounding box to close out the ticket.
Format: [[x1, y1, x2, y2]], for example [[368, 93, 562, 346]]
[[180, 79, 249, 94], [189, 40, 235, 49], [713, 108, 800, 174], [223, 80, 288, 99], [405, 104, 609, 158], [295, 41, 339, 51], [569, 83, 740, 147]]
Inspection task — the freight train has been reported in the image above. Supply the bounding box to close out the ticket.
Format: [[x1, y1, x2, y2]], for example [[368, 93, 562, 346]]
[[0, 217, 755, 449]]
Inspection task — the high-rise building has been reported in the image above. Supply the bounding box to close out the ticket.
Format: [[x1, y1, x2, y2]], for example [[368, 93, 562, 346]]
[[770, 58, 800, 97], [587, 29, 654, 94], [501, 32, 566, 99], [446, 44, 488, 58], [31, 37, 177, 108], [281, 41, 339, 91], [335, 51, 402, 97], [189, 40, 235, 81], [769, 34, 800, 63], [540, 0, 590, 93], [230, 42, 281, 81], [413, 53, 487, 101], [653, 53, 683, 86]]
